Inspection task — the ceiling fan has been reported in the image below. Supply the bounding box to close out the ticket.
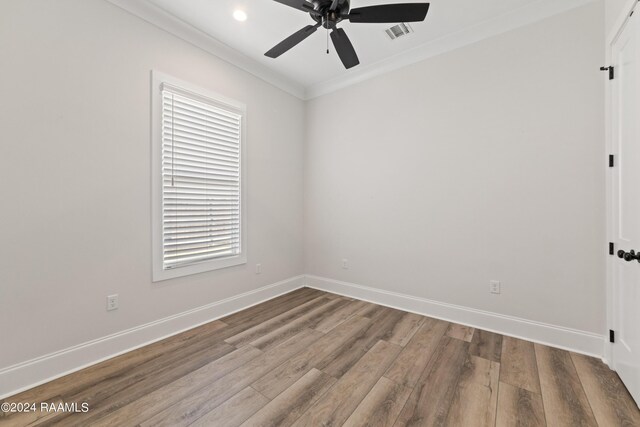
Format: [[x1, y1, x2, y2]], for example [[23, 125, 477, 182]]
[[265, 0, 430, 69]]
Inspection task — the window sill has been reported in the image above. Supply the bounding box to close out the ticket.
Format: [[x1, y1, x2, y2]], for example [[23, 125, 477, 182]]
[[152, 253, 247, 282]]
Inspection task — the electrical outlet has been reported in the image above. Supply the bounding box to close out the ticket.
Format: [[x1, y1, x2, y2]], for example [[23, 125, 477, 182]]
[[255, 263, 262, 274], [489, 281, 501, 294], [342, 259, 349, 269], [107, 294, 119, 311]]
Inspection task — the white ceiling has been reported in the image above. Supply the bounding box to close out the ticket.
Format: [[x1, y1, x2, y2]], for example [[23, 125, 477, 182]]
[[119, 0, 595, 98], [148, 0, 540, 85]]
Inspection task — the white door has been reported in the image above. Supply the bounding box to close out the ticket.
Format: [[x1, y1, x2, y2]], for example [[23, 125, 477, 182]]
[[611, 5, 640, 407]]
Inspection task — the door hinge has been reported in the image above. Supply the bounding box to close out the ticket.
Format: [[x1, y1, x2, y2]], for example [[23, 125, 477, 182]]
[[609, 242, 615, 255], [609, 154, 614, 167], [600, 66, 615, 80], [610, 329, 615, 343]]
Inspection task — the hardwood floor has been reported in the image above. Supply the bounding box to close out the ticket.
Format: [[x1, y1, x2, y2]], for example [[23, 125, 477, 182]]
[[1, 288, 638, 427]]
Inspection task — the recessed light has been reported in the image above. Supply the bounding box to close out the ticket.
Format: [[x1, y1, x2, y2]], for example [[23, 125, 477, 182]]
[[233, 10, 247, 22]]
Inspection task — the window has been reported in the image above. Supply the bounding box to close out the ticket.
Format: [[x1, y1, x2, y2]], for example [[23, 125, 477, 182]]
[[152, 72, 246, 281]]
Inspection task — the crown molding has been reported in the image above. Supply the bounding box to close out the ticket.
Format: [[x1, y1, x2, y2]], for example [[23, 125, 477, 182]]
[[606, 0, 636, 45], [104, 0, 306, 100], [105, 0, 597, 101], [304, 0, 598, 99]]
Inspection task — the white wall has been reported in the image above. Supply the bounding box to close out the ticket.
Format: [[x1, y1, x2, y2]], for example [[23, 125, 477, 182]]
[[0, 0, 305, 370], [305, 3, 605, 334]]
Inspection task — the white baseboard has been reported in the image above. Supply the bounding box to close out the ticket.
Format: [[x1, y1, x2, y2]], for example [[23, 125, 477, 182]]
[[1, 273, 606, 399], [0, 275, 305, 400], [305, 275, 605, 359]]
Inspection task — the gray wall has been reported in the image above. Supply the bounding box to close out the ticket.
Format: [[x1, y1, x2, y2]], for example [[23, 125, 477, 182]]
[[305, 3, 605, 334], [0, 0, 305, 369], [0, 0, 608, 388]]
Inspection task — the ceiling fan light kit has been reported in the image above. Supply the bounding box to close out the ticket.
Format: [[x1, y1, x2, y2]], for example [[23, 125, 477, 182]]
[[265, 0, 430, 69]]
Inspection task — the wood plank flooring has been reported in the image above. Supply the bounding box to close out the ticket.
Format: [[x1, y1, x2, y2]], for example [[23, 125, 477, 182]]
[[1, 287, 639, 427]]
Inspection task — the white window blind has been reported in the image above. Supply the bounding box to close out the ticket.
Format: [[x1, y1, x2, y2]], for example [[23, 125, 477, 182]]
[[161, 84, 242, 270]]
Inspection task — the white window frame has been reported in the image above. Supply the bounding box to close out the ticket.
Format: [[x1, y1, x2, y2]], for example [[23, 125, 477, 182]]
[[151, 71, 247, 282]]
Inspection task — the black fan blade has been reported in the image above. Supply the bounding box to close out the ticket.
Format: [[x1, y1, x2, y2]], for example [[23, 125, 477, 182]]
[[330, 0, 340, 10], [348, 3, 430, 23], [330, 28, 360, 69], [265, 24, 321, 58], [272, 0, 320, 16]]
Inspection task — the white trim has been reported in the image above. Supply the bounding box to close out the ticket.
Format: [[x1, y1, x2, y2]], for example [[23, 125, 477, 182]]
[[305, 275, 605, 359], [605, 14, 616, 370], [151, 70, 247, 282], [105, 0, 597, 101], [0, 275, 305, 400], [305, 0, 598, 99], [1, 273, 607, 399], [605, 0, 639, 370], [606, 0, 639, 45], [104, 0, 306, 100]]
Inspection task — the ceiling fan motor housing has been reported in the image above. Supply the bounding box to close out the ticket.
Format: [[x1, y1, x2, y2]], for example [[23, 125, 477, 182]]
[[265, 0, 430, 69], [311, 0, 350, 29]]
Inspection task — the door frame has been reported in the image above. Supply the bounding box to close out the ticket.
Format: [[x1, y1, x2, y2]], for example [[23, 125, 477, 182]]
[[605, 0, 639, 368]]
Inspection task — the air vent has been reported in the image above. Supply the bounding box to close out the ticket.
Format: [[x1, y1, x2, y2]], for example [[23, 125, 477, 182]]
[[385, 23, 413, 40]]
